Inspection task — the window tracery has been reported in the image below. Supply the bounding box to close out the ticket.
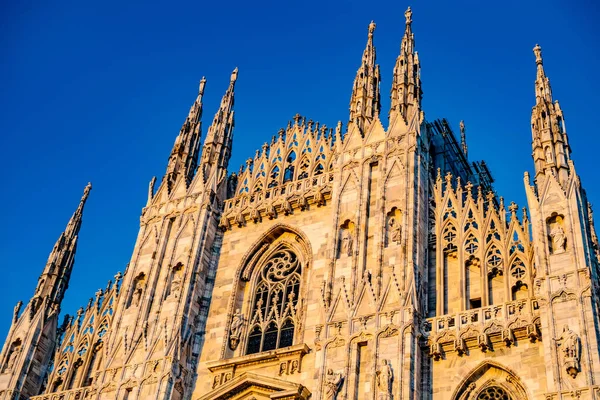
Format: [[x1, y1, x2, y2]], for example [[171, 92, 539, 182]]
[[477, 386, 511, 400], [246, 248, 301, 355]]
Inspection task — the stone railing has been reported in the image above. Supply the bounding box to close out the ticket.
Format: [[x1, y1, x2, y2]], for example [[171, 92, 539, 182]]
[[31, 386, 90, 400], [220, 173, 334, 229], [224, 172, 334, 212], [425, 298, 542, 359]]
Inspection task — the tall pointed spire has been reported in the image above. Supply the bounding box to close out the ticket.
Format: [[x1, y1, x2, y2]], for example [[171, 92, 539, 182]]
[[201, 68, 237, 180], [35, 183, 92, 307], [348, 21, 381, 135], [530, 45, 570, 184], [390, 6, 422, 123], [164, 78, 206, 192], [0, 184, 91, 398]]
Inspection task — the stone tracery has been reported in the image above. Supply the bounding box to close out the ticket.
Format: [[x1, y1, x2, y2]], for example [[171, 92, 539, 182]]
[[246, 247, 302, 354]]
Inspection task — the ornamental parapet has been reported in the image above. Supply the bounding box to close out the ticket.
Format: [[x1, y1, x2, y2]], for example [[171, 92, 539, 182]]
[[220, 173, 334, 230], [425, 298, 542, 360]]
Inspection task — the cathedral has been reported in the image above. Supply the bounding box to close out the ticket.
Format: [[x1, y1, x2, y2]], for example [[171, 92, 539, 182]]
[[2, 7, 600, 400]]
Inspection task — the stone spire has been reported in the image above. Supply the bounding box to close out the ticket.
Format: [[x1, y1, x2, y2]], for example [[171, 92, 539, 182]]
[[530, 45, 570, 184], [460, 120, 468, 157], [164, 78, 206, 191], [35, 183, 92, 307], [348, 21, 381, 135], [201, 68, 237, 180], [390, 6, 422, 123], [0, 184, 91, 399]]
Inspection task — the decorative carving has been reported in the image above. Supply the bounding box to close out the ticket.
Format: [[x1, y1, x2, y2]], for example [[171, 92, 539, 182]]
[[377, 359, 393, 399], [219, 213, 231, 231], [228, 309, 245, 350], [324, 369, 344, 400], [429, 340, 442, 361]]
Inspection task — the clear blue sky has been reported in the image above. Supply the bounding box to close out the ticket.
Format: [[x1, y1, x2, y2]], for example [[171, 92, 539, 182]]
[[1, 0, 598, 339]]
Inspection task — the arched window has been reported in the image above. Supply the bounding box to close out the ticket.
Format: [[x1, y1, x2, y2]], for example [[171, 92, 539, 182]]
[[477, 386, 511, 399], [246, 248, 301, 355]]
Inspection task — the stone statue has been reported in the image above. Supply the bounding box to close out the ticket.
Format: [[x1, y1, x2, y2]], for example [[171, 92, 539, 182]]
[[377, 359, 393, 398], [170, 271, 182, 298], [5, 343, 21, 371], [13, 301, 22, 323], [555, 325, 580, 360], [229, 309, 245, 350], [324, 369, 343, 400], [554, 325, 581, 377], [550, 222, 566, 254], [340, 228, 353, 257], [389, 217, 401, 245], [147, 176, 156, 203], [227, 173, 238, 198], [132, 281, 144, 307], [545, 146, 554, 163]]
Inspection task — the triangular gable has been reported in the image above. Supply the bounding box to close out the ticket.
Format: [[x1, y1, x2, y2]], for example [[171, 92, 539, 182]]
[[198, 372, 310, 400]]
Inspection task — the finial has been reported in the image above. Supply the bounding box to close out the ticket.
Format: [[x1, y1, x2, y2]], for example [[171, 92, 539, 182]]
[[199, 77, 206, 95], [368, 21, 376, 35], [405, 6, 412, 25], [533, 44, 543, 65], [230, 67, 238, 83], [293, 113, 302, 125], [83, 182, 92, 197]]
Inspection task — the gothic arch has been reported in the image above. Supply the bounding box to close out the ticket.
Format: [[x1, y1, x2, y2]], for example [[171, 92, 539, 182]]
[[450, 361, 530, 400], [221, 224, 313, 358]]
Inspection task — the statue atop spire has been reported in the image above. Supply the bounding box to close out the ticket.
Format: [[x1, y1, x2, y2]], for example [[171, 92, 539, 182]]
[[533, 43, 543, 65], [163, 77, 206, 192], [405, 6, 412, 25], [530, 45, 570, 185], [390, 6, 421, 123], [348, 21, 381, 135], [201, 68, 238, 181]]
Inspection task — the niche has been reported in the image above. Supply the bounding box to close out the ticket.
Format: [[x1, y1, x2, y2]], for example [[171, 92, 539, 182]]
[[128, 273, 146, 309], [512, 281, 528, 301]]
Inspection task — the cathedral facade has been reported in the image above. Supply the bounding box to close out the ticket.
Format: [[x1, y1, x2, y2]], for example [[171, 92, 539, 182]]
[[1, 8, 600, 400]]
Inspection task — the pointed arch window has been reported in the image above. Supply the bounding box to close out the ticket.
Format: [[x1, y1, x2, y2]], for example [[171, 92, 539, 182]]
[[246, 248, 301, 355]]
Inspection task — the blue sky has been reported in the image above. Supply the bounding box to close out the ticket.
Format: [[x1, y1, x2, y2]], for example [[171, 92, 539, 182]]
[[0, 0, 598, 339]]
